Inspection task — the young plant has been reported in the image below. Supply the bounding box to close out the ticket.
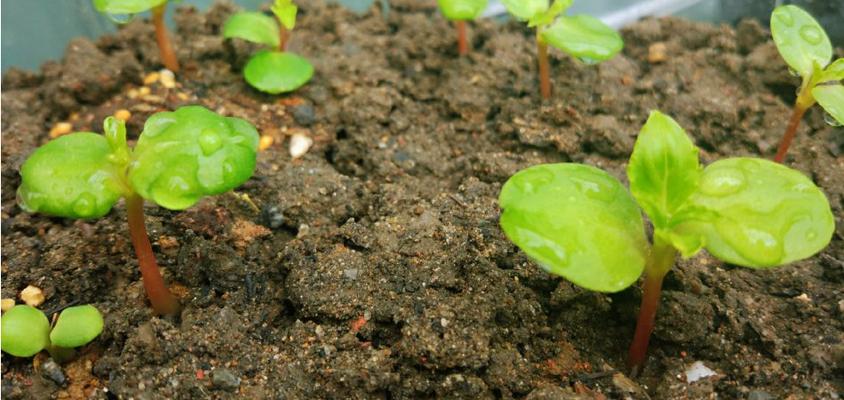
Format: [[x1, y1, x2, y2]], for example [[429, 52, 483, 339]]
[[436, 0, 489, 56], [17, 106, 260, 315], [1, 305, 104, 361], [501, 0, 623, 99], [498, 111, 834, 375], [770, 5, 843, 162], [92, 0, 180, 72], [223, 0, 314, 94]]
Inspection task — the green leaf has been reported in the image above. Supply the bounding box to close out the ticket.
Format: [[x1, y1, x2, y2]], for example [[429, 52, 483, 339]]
[[271, 0, 298, 30], [128, 106, 260, 210], [812, 84, 844, 126], [1, 305, 50, 357], [17, 133, 126, 219], [92, 0, 167, 14], [436, 0, 488, 20], [223, 12, 280, 48], [770, 5, 832, 78], [627, 111, 700, 229], [819, 58, 844, 83], [50, 305, 104, 348], [527, 0, 572, 28], [501, 0, 548, 21], [499, 163, 648, 292], [244, 50, 314, 94], [685, 158, 834, 268], [541, 15, 623, 62]]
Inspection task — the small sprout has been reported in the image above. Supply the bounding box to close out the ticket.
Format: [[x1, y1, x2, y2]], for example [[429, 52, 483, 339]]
[[223, 0, 314, 94], [499, 111, 834, 374], [92, 0, 180, 72], [1, 305, 104, 360], [17, 106, 260, 315], [769, 5, 842, 162], [436, 0, 489, 55], [501, 0, 623, 99]]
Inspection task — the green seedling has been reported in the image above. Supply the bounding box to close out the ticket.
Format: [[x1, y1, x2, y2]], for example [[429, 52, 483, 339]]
[[223, 0, 314, 94], [501, 0, 623, 99], [499, 111, 834, 375], [1, 305, 103, 362], [17, 106, 260, 315], [437, 0, 489, 55], [770, 5, 843, 162], [92, 0, 180, 72]]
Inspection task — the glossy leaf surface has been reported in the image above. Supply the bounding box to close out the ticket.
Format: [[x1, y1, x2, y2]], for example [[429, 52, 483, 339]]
[[542, 15, 622, 62], [812, 84, 844, 125], [18, 133, 125, 219], [92, 0, 166, 14], [50, 305, 104, 348], [437, 0, 488, 20], [272, 0, 298, 30], [129, 106, 260, 210], [1, 305, 50, 357], [501, 0, 548, 21], [771, 5, 832, 77], [244, 50, 314, 94], [222, 12, 280, 48], [819, 58, 844, 83], [499, 163, 648, 292], [528, 0, 572, 27]]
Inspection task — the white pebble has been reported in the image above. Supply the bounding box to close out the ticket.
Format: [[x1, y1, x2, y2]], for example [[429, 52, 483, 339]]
[[159, 69, 176, 89], [20, 285, 45, 307], [289, 133, 313, 159], [685, 361, 717, 383]]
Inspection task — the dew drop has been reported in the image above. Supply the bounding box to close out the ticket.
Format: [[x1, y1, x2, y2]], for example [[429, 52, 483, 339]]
[[799, 25, 823, 45], [105, 13, 134, 24], [787, 68, 801, 77], [513, 226, 568, 268], [570, 176, 616, 203], [222, 159, 238, 181], [805, 230, 817, 241], [167, 175, 191, 193], [823, 112, 842, 127], [578, 57, 599, 65], [513, 167, 554, 195], [73, 193, 97, 217], [198, 129, 223, 156], [775, 9, 794, 26], [716, 220, 783, 266], [700, 167, 746, 197]]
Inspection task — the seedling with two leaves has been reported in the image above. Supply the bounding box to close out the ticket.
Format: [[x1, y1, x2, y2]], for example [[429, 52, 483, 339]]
[[223, 0, 314, 94], [499, 111, 834, 374], [436, 0, 489, 55], [2, 305, 103, 362], [17, 106, 260, 315], [92, 0, 180, 72], [770, 5, 843, 162], [501, 0, 623, 99]]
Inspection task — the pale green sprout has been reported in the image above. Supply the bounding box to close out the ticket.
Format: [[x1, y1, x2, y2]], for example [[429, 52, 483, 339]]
[[1, 305, 104, 359]]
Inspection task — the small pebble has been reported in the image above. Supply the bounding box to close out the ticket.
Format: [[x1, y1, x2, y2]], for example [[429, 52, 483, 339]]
[[747, 390, 774, 400], [139, 87, 151, 96], [259, 135, 274, 151], [260, 205, 284, 229], [648, 42, 668, 63], [685, 361, 717, 383], [289, 133, 313, 159], [292, 103, 315, 126], [343, 268, 359, 280], [20, 285, 45, 307], [611, 373, 640, 394], [1, 298, 15, 312], [143, 72, 160, 85], [114, 109, 131, 122], [41, 359, 66, 386], [440, 318, 449, 328], [211, 369, 240, 391], [794, 293, 811, 302], [159, 69, 176, 89], [49, 122, 73, 138]]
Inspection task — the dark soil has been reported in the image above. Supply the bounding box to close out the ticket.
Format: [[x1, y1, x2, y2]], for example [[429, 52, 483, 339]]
[[2, 1, 843, 399]]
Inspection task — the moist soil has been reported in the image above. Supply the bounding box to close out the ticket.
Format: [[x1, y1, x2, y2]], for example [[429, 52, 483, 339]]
[[2, 1, 843, 399]]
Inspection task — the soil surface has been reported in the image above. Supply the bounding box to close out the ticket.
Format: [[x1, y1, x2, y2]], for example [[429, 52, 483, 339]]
[[2, 1, 843, 399]]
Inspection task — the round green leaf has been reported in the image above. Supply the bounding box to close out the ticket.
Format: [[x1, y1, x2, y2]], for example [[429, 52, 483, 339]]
[[686, 158, 834, 268], [436, 0, 488, 20], [244, 50, 314, 94], [49, 305, 104, 348], [222, 12, 280, 48], [541, 15, 623, 63], [812, 84, 844, 126], [771, 5, 832, 77], [92, 0, 167, 14], [1, 305, 50, 357], [18, 133, 126, 219], [129, 106, 260, 210], [499, 163, 648, 292], [501, 0, 548, 21]]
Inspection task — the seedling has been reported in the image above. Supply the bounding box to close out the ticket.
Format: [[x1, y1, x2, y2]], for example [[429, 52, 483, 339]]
[[436, 0, 489, 55], [499, 111, 834, 374], [223, 0, 314, 94], [770, 5, 843, 162], [1, 305, 103, 361], [501, 0, 622, 99], [17, 106, 260, 315], [92, 0, 180, 72]]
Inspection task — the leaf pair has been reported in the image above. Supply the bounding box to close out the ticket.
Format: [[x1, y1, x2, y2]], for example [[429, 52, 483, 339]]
[[771, 5, 843, 124], [501, 0, 622, 63], [222, 0, 314, 94], [499, 111, 834, 292], [18, 106, 260, 218], [1, 305, 103, 358], [437, 0, 489, 21]]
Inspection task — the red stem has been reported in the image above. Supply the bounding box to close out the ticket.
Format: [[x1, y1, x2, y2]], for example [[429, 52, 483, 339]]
[[773, 104, 808, 163], [537, 38, 551, 100], [152, 4, 180, 72], [456, 20, 468, 56], [126, 194, 179, 316], [279, 26, 289, 52]]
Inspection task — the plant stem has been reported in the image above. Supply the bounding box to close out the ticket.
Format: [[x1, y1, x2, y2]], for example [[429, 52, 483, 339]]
[[126, 194, 179, 316], [536, 32, 551, 100], [279, 26, 289, 52], [627, 237, 677, 376], [456, 20, 468, 56], [773, 80, 815, 163], [152, 3, 180, 72]]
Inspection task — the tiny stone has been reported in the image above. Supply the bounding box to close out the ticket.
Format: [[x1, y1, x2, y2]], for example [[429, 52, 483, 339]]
[[159, 69, 176, 89], [139, 87, 151, 96], [292, 103, 315, 126], [211, 369, 240, 391], [20, 285, 45, 307], [143, 72, 160, 85], [41, 359, 66, 386], [343, 268, 359, 280], [259, 135, 274, 151], [838, 299, 844, 314], [49, 122, 73, 138], [440, 318, 449, 328], [1, 298, 15, 312], [315, 325, 325, 338], [794, 293, 811, 302], [261, 206, 285, 229], [296, 224, 310, 238], [289, 133, 313, 159], [611, 373, 640, 394], [747, 390, 774, 400], [648, 42, 668, 63], [114, 109, 131, 122]]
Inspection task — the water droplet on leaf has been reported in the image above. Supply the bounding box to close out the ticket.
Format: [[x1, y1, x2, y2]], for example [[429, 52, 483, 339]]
[[578, 57, 599, 65], [73, 193, 96, 217], [716, 220, 783, 266], [799, 25, 823, 45], [787, 68, 800, 77], [775, 10, 795, 26], [700, 167, 746, 196], [823, 112, 842, 127], [198, 129, 223, 156]]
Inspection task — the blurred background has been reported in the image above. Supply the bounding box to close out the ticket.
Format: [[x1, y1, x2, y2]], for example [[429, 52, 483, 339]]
[[2, 0, 842, 73]]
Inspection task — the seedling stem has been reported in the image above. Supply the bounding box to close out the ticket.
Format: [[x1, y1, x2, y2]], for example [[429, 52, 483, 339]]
[[456, 20, 469, 56], [773, 80, 815, 163], [126, 194, 179, 315], [536, 31, 551, 100], [152, 3, 180, 72], [279, 26, 289, 51]]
